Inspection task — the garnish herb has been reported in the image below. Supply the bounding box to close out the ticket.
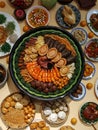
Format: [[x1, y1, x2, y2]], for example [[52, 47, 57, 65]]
[[5, 21, 16, 35], [1, 42, 11, 53], [0, 14, 6, 24]]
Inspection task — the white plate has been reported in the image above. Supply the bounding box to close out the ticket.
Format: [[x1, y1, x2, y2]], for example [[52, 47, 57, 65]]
[[95, 79, 98, 98], [26, 6, 50, 28], [87, 9, 98, 36], [0, 11, 21, 57], [71, 27, 87, 45]]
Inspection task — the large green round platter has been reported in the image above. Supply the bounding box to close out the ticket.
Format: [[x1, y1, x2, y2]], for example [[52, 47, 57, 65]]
[[9, 26, 85, 100]]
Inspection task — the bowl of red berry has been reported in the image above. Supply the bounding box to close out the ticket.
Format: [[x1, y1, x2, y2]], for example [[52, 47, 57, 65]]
[[9, 0, 34, 9]]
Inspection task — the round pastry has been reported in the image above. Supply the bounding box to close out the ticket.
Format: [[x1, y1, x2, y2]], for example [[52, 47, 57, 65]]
[[63, 106, 68, 112], [43, 107, 52, 116], [58, 111, 66, 120], [48, 113, 58, 122], [15, 102, 23, 109]]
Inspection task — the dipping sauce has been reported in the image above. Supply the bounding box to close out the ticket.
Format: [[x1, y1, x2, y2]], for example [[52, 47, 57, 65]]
[[27, 6, 49, 28]]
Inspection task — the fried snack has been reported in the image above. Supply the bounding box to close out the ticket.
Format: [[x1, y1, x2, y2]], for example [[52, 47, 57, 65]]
[[38, 121, 46, 128], [30, 122, 38, 129], [30, 120, 50, 130], [60, 125, 75, 130], [62, 5, 76, 26], [42, 126, 50, 130], [0, 26, 8, 45]]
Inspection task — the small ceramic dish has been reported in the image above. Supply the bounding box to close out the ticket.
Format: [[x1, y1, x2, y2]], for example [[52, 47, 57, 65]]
[[84, 38, 98, 62], [83, 61, 96, 80], [69, 82, 86, 101], [56, 4, 81, 29], [71, 27, 88, 45], [0, 63, 7, 87], [79, 102, 98, 125], [26, 6, 50, 28]]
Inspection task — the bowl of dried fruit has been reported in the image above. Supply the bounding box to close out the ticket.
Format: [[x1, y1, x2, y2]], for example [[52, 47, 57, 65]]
[[0, 63, 7, 87], [9, 26, 85, 100]]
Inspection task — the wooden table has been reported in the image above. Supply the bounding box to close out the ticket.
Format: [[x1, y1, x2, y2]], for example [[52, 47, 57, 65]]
[[0, 0, 98, 130]]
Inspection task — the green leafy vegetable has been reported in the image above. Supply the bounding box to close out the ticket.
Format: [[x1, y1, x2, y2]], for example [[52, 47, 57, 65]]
[[0, 14, 6, 24], [88, 22, 98, 32], [1, 42, 11, 53], [5, 21, 16, 35]]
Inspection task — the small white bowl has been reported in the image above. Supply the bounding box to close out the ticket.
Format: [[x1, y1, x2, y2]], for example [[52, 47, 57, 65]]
[[0, 63, 8, 87], [26, 5, 50, 28], [71, 27, 87, 45]]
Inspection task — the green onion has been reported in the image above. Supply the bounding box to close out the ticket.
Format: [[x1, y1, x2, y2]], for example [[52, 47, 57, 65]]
[[0, 14, 6, 24]]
